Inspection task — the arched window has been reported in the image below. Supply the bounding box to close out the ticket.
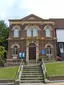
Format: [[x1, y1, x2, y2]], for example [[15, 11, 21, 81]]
[[44, 26, 51, 37], [27, 29, 31, 37], [46, 46, 52, 55], [45, 28, 50, 37], [12, 26, 20, 38], [33, 28, 38, 37], [24, 25, 38, 37], [13, 29, 19, 37], [12, 46, 18, 55]]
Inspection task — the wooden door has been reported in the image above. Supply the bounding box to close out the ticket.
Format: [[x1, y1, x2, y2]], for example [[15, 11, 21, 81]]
[[29, 43, 36, 60]]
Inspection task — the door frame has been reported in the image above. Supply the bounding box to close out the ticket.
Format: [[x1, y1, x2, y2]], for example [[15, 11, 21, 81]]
[[29, 43, 36, 60], [26, 41, 39, 63]]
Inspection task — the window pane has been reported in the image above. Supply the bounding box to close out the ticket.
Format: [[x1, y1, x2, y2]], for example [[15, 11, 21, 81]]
[[27, 29, 31, 37], [59, 43, 63, 48], [14, 29, 19, 37], [46, 46, 52, 54], [33, 28, 38, 37], [46, 29, 50, 37], [12, 46, 18, 55]]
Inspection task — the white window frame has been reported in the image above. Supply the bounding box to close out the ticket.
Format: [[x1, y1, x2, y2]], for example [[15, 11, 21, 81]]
[[33, 28, 38, 37], [13, 29, 19, 38], [46, 46, 52, 56], [12, 46, 18, 58], [27, 29, 32, 37], [45, 28, 51, 37]]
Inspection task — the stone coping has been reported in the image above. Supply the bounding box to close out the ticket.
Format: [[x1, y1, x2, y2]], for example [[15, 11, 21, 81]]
[[48, 76, 64, 80]]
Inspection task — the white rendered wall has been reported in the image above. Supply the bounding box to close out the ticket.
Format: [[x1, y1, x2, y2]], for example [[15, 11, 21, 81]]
[[56, 29, 64, 42]]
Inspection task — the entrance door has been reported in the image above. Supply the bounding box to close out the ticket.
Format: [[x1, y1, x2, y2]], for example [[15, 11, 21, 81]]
[[29, 43, 36, 60]]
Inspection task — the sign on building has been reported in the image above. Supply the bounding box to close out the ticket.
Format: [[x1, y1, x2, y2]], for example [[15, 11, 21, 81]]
[[19, 52, 25, 58], [41, 50, 45, 55]]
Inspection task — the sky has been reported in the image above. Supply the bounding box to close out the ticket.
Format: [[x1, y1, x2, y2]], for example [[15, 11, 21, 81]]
[[0, 0, 64, 26]]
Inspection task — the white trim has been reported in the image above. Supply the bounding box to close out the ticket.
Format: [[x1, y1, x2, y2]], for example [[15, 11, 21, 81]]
[[11, 44, 20, 48], [44, 25, 53, 30], [24, 25, 41, 30], [13, 57, 17, 59], [45, 44, 53, 48], [12, 25, 20, 31], [26, 42, 39, 63]]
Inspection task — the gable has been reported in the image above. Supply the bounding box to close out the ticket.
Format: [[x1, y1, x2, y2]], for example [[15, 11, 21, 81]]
[[27, 17, 36, 20], [21, 14, 43, 21]]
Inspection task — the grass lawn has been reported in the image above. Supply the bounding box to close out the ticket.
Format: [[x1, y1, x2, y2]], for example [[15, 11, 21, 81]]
[[45, 62, 64, 76], [0, 66, 18, 79]]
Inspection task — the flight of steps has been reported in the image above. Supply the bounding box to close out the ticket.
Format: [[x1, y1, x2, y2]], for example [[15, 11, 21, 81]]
[[20, 64, 44, 83]]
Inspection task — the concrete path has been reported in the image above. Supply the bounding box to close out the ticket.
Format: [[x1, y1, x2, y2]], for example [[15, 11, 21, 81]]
[[0, 83, 14, 85], [20, 82, 64, 85]]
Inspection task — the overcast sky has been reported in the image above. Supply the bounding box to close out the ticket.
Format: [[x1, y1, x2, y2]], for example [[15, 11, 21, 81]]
[[0, 0, 64, 25]]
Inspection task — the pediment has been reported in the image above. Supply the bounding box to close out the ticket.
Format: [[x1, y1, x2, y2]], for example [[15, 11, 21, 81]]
[[21, 14, 43, 21]]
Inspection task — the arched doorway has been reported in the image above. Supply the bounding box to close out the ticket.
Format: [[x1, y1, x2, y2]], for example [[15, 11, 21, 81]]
[[29, 43, 36, 60]]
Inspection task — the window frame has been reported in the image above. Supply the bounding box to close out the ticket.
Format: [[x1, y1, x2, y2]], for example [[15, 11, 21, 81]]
[[27, 29, 32, 37], [12, 26, 20, 38], [45, 28, 51, 37], [13, 29, 19, 38], [12, 46, 18, 57], [46, 46, 52, 56], [44, 25, 52, 37], [33, 28, 38, 37]]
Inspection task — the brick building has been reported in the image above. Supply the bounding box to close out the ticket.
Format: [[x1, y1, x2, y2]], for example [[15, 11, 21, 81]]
[[7, 14, 57, 63]]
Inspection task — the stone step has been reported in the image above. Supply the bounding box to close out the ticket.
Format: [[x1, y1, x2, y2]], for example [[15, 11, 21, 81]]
[[21, 77, 43, 80], [23, 72, 42, 74], [20, 80, 43, 83], [21, 64, 44, 83], [23, 70, 42, 72], [29, 60, 36, 63], [23, 67, 41, 69], [24, 65, 40, 67], [21, 75, 43, 77], [23, 69, 41, 71], [23, 73, 43, 75]]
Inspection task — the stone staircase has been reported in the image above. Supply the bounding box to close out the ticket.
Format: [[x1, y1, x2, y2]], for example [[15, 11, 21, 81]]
[[20, 64, 44, 83]]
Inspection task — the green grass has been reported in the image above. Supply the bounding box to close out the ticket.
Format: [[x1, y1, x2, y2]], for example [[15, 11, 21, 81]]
[[45, 62, 64, 76], [0, 66, 18, 79]]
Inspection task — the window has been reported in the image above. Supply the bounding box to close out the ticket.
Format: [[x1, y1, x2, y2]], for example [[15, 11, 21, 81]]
[[12, 46, 18, 55], [33, 28, 38, 37], [25, 25, 38, 37], [27, 29, 31, 37], [46, 46, 52, 55], [13, 29, 19, 37], [45, 28, 50, 37], [59, 43, 63, 48], [59, 43, 64, 53], [44, 26, 51, 37]]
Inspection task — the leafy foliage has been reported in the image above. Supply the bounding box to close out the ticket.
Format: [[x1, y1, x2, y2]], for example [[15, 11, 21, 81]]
[[0, 46, 7, 65], [0, 20, 9, 65], [0, 20, 9, 50]]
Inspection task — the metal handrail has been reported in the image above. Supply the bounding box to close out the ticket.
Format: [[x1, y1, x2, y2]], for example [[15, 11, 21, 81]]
[[15, 59, 23, 81], [41, 59, 47, 83]]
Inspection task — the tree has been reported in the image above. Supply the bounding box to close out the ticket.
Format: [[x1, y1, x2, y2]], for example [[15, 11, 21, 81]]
[[0, 20, 9, 50], [0, 46, 7, 65], [0, 20, 9, 62]]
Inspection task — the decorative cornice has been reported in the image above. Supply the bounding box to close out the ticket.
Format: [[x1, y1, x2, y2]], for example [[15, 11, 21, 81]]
[[8, 37, 56, 41], [9, 21, 55, 25]]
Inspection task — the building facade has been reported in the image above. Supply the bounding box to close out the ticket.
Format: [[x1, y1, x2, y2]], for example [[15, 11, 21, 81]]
[[7, 14, 57, 63], [56, 28, 64, 60]]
